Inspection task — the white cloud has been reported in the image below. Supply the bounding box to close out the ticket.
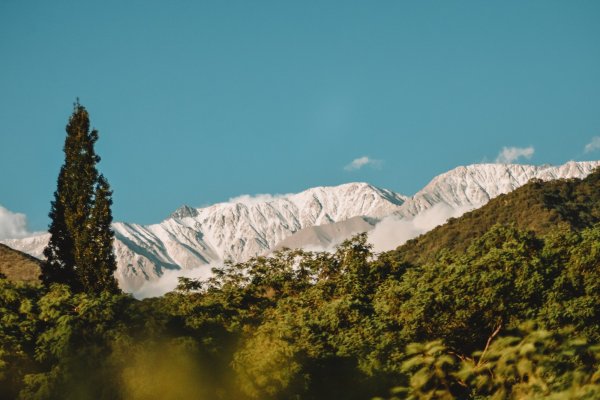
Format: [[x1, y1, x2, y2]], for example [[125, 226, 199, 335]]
[[367, 203, 475, 252], [584, 137, 600, 154], [495, 146, 535, 164], [0, 205, 32, 240], [344, 156, 382, 171], [131, 263, 216, 299], [227, 193, 291, 205]]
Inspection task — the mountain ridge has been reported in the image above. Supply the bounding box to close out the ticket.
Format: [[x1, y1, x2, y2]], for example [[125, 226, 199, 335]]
[[2, 160, 599, 292], [389, 162, 600, 266]]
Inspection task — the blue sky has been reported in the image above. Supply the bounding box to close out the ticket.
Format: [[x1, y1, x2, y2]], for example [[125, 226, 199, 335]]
[[1, 1, 599, 233]]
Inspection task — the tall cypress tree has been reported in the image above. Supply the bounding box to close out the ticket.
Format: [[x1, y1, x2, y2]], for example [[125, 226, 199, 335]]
[[42, 168, 77, 287], [83, 175, 119, 293], [43, 101, 119, 293]]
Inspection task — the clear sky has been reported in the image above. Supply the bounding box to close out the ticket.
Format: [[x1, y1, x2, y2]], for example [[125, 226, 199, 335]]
[[1, 1, 599, 233]]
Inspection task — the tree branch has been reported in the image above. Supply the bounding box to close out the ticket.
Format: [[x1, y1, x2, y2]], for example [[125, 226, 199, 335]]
[[477, 323, 502, 367]]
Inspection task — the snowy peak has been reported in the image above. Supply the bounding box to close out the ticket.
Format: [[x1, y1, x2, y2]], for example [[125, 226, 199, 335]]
[[399, 161, 600, 216], [167, 182, 406, 258], [170, 205, 199, 219], [183, 182, 406, 222]]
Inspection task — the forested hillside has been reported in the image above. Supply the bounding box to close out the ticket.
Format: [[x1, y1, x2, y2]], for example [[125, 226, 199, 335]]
[[393, 169, 600, 265], [1, 169, 599, 399]]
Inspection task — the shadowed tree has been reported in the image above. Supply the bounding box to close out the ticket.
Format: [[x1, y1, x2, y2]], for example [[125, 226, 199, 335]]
[[42, 101, 119, 293], [81, 174, 119, 293]]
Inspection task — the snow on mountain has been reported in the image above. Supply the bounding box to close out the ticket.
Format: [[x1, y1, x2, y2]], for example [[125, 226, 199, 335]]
[[397, 161, 600, 217], [2, 160, 599, 294], [366, 161, 596, 251], [110, 182, 409, 291], [2, 183, 406, 292], [269, 161, 600, 253], [1, 233, 50, 260]]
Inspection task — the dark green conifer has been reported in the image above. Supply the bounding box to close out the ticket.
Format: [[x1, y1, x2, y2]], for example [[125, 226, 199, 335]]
[[43, 101, 119, 293], [82, 175, 119, 293], [42, 168, 77, 287]]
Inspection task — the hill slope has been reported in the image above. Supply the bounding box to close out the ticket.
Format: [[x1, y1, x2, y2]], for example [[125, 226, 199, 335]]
[[392, 165, 600, 265], [0, 243, 41, 283]]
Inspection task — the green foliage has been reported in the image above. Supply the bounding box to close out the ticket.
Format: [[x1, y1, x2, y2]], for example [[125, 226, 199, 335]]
[[394, 168, 600, 265], [1, 167, 600, 398], [82, 175, 119, 293], [376, 225, 547, 356], [20, 285, 134, 399], [379, 323, 600, 400], [396, 340, 458, 400], [43, 101, 118, 294], [0, 279, 40, 399], [540, 227, 600, 342]]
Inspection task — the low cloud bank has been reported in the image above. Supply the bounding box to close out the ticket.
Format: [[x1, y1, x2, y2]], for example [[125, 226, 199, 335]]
[[227, 193, 291, 205], [368, 203, 475, 252], [0, 205, 32, 240], [132, 263, 216, 299]]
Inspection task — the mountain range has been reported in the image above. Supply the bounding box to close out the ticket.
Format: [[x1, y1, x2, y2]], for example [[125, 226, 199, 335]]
[[2, 160, 599, 294]]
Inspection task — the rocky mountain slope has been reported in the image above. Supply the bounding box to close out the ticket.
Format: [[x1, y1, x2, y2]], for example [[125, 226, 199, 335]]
[[2, 161, 598, 292]]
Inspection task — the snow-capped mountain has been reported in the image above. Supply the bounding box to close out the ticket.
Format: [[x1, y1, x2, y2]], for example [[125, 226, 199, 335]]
[[3, 183, 406, 291], [270, 161, 600, 253], [1, 233, 49, 260], [2, 160, 599, 293], [397, 160, 600, 217]]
